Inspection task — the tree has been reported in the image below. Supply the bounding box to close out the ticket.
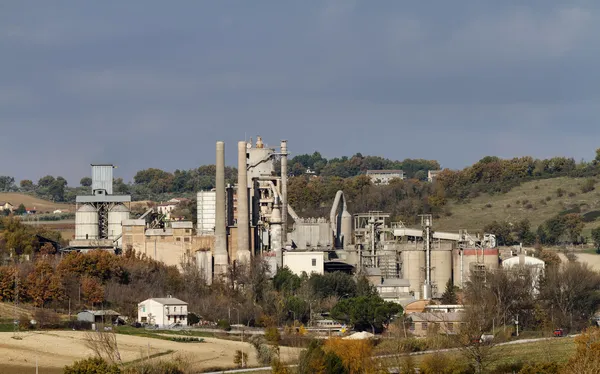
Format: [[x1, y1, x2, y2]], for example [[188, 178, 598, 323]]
[[440, 278, 458, 304], [2, 217, 38, 255], [81, 276, 105, 306], [26, 259, 65, 307], [592, 227, 600, 250], [15, 204, 26, 215], [19, 179, 34, 191], [331, 294, 402, 333], [563, 327, 600, 374], [0, 176, 15, 191], [80, 177, 93, 187]]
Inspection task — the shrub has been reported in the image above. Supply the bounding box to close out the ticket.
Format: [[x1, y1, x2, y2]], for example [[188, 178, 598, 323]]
[[518, 361, 563, 373], [545, 196, 552, 201], [168, 336, 204, 343], [556, 188, 565, 197], [568, 191, 576, 197], [522, 199, 529, 205], [217, 319, 231, 331], [485, 203, 492, 208], [516, 200, 521, 205], [233, 350, 248, 368], [64, 357, 121, 374], [581, 178, 596, 193], [534, 185, 539, 189], [506, 204, 511, 208], [524, 203, 534, 209]]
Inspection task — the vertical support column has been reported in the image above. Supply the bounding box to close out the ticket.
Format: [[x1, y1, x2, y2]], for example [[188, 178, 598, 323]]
[[280, 140, 288, 249], [237, 141, 251, 263], [214, 141, 229, 276]]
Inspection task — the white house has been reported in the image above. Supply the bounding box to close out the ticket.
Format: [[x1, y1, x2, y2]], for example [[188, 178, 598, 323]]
[[282, 251, 324, 276], [366, 170, 405, 185], [0, 201, 14, 211], [138, 297, 188, 327]]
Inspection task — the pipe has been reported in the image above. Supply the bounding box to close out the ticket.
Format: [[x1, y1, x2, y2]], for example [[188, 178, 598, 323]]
[[214, 141, 228, 275], [280, 140, 288, 248], [237, 141, 251, 263]]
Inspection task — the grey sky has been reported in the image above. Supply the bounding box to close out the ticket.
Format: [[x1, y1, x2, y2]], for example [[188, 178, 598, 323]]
[[1, 1, 599, 184]]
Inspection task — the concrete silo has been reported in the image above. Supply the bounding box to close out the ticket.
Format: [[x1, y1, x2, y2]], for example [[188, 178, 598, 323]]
[[108, 204, 130, 243], [402, 249, 425, 299], [75, 204, 99, 240], [431, 249, 452, 298]]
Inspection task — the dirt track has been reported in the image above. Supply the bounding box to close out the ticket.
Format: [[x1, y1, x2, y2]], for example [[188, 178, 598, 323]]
[[0, 331, 299, 373]]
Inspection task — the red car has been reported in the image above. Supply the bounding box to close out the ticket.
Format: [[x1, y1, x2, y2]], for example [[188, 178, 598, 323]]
[[553, 328, 565, 337]]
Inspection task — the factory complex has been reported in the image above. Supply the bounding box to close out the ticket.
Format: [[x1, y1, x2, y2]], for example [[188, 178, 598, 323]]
[[67, 136, 543, 306]]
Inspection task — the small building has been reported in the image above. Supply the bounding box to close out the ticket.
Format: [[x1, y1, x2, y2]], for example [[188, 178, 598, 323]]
[[283, 251, 324, 276], [427, 170, 442, 183], [408, 312, 464, 337], [0, 202, 14, 211], [138, 296, 188, 327], [366, 170, 405, 185], [26, 207, 37, 214], [77, 310, 120, 324], [374, 278, 412, 304]]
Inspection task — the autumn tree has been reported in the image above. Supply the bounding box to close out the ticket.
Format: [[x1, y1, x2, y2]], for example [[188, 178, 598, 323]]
[[81, 276, 105, 306], [563, 326, 600, 374], [26, 259, 65, 307], [0, 266, 17, 301], [2, 217, 38, 255]]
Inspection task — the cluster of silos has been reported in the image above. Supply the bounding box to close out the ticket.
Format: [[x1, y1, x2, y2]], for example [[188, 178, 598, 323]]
[[453, 247, 499, 288]]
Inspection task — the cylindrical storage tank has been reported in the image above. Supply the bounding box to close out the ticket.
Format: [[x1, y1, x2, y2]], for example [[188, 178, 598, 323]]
[[75, 204, 98, 240], [341, 210, 352, 249], [483, 248, 500, 270], [401, 250, 425, 299], [270, 223, 282, 252], [431, 249, 452, 298], [108, 204, 130, 242]]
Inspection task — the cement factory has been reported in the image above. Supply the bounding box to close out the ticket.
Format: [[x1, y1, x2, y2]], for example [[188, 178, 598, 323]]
[[68, 137, 509, 305]]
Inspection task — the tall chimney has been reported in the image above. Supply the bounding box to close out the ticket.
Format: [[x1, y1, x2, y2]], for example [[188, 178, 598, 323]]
[[214, 141, 228, 275], [237, 141, 251, 263], [280, 140, 288, 249]]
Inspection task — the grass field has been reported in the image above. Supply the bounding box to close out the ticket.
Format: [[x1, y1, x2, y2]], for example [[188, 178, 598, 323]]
[[434, 177, 600, 233], [0, 193, 74, 213]]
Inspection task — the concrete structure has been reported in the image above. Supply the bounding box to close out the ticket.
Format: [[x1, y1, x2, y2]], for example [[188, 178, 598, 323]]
[[236, 141, 251, 263], [373, 278, 411, 303], [138, 297, 188, 327], [502, 254, 545, 291], [214, 141, 229, 276], [366, 170, 405, 185], [77, 310, 120, 324], [283, 251, 325, 276], [69, 164, 131, 252], [122, 220, 196, 268], [280, 140, 288, 253], [408, 312, 464, 337], [197, 191, 216, 236], [427, 170, 442, 182]]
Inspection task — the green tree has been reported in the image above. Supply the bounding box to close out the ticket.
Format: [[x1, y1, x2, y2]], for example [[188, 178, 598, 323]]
[[440, 278, 458, 304], [0, 176, 15, 191], [592, 227, 600, 250], [80, 177, 92, 187], [273, 267, 302, 295], [19, 179, 34, 191], [15, 204, 26, 215], [331, 295, 402, 333]]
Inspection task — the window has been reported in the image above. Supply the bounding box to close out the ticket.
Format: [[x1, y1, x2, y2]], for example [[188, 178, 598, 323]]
[[142, 306, 146, 312], [312, 259, 316, 266], [176, 237, 181, 242], [185, 229, 191, 234], [184, 237, 190, 242], [421, 322, 428, 330]]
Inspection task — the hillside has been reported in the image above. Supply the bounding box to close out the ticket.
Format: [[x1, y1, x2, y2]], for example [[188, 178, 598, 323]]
[[0, 193, 74, 213], [434, 177, 600, 234]]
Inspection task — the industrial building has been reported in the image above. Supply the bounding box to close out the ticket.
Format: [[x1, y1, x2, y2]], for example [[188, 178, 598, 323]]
[[68, 164, 131, 252], [68, 138, 507, 308]]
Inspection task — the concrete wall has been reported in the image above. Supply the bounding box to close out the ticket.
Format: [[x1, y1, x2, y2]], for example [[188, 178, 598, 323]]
[[283, 251, 324, 276]]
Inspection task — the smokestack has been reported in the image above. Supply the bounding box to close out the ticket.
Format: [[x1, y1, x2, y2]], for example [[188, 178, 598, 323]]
[[280, 140, 288, 249], [237, 141, 251, 263], [214, 141, 228, 275]]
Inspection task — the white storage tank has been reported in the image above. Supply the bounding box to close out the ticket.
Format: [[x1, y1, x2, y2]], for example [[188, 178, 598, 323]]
[[75, 204, 98, 240], [108, 204, 130, 243]]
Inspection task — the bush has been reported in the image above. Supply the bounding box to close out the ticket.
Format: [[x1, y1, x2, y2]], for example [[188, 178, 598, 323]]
[[582, 210, 600, 223], [518, 361, 563, 374], [233, 350, 249, 368], [524, 203, 534, 209], [492, 361, 524, 374], [64, 357, 121, 374], [168, 336, 204, 343], [556, 188, 565, 197], [545, 196, 552, 201], [534, 185, 539, 189], [217, 319, 231, 331], [568, 191, 576, 197], [581, 178, 596, 193], [485, 203, 492, 208]]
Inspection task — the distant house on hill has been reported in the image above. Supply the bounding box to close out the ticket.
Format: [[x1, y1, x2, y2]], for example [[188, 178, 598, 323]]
[[26, 207, 37, 214], [157, 198, 189, 220], [366, 170, 405, 185], [428, 170, 442, 182], [0, 202, 14, 211]]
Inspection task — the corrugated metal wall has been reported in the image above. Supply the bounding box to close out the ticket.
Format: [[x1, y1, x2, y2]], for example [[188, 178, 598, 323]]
[[92, 164, 113, 194]]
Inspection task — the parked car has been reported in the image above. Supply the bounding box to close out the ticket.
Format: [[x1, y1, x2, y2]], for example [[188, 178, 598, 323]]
[[553, 328, 565, 337]]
